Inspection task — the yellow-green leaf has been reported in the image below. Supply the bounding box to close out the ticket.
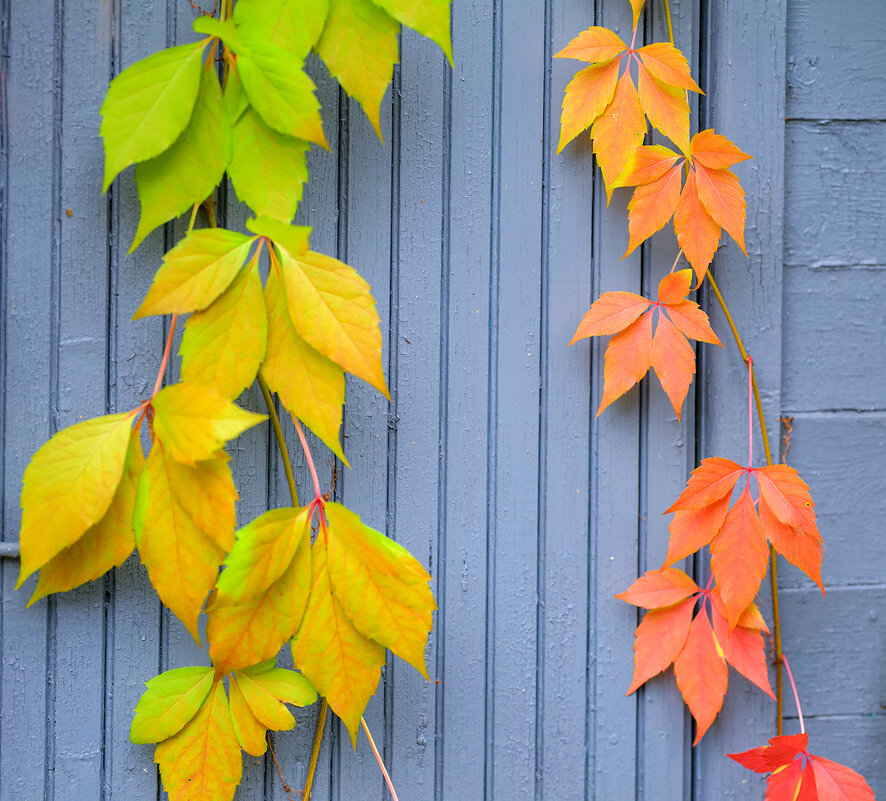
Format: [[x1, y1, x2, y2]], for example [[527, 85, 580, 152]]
[[207, 508, 312, 675], [131, 65, 230, 251], [317, 0, 399, 138], [228, 107, 309, 221], [227, 675, 267, 756], [263, 266, 346, 462], [135, 229, 254, 319], [237, 40, 328, 148], [325, 502, 435, 677], [371, 0, 453, 63], [223, 63, 248, 124], [101, 40, 207, 190], [234, 0, 329, 61], [151, 384, 266, 466], [30, 428, 144, 604], [279, 248, 389, 397], [155, 680, 242, 801], [233, 672, 295, 731], [245, 215, 311, 257], [18, 412, 134, 586], [131, 666, 215, 744], [291, 534, 385, 743], [136, 445, 236, 642], [238, 663, 317, 707], [180, 253, 267, 398]]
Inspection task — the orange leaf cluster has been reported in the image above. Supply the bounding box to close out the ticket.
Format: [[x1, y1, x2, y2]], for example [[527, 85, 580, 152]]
[[569, 269, 721, 418], [730, 733, 875, 801], [617, 568, 772, 743], [665, 458, 824, 626]]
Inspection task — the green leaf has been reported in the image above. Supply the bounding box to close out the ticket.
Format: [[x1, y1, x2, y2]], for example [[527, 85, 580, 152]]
[[192, 16, 239, 42], [279, 247, 389, 397], [207, 507, 312, 675], [371, 0, 453, 63], [180, 253, 267, 399], [101, 40, 208, 190], [246, 216, 311, 256], [325, 502, 435, 676], [316, 0, 399, 138], [18, 412, 134, 586], [263, 266, 346, 462], [131, 65, 231, 251], [238, 663, 317, 707], [136, 445, 237, 642], [151, 384, 266, 466], [130, 666, 215, 744], [135, 228, 254, 319], [223, 66, 249, 125], [237, 40, 328, 148], [229, 108, 309, 221], [290, 534, 385, 743], [155, 680, 242, 801], [30, 428, 144, 605], [234, 0, 329, 61]]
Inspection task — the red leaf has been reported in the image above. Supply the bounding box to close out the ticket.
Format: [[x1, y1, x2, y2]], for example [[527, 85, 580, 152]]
[[615, 567, 699, 608], [729, 733, 808, 772], [674, 610, 727, 744], [625, 598, 695, 694], [768, 760, 805, 801], [710, 595, 774, 698], [810, 755, 876, 801]]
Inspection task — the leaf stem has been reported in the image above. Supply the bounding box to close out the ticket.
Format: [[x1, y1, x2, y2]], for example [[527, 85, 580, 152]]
[[150, 314, 178, 398], [361, 716, 400, 801], [257, 372, 300, 508], [294, 418, 323, 504], [781, 654, 805, 734], [747, 357, 754, 468], [706, 268, 783, 735], [301, 699, 328, 801]]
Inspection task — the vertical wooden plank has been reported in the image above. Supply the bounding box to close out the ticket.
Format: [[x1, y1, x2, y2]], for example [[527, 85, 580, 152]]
[[541, 0, 594, 797], [696, 0, 787, 796], [588, 1, 641, 797], [438, 0, 493, 798], [490, 1, 544, 798], [389, 24, 445, 798], [46, 1, 114, 798], [0, 1, 56, 798]]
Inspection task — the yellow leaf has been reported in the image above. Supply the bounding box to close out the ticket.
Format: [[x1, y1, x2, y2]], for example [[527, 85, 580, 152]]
[[325, 502, 435, 677], [130, 666, 215, 744], [245, 215, 311, 257], [278, 247, 388, 397], [135, 229, 255, 319], [263, 265, 346, 462], [30, 428, 144, 604], [180, 253, 268, 398], [291, 534, 385, 743], [232, 672, 295, 731], [227, 676, 267, 756], [556, 59, 620, 154], [238, 663, 317, 707], [371, 0, 453, 63], [151, 383, 266, 466], [155, 680, 242, 801], [18, 412, 134, 586], [136, 445, 237, 642], [316, 0, 399, 139], [629, 0, 646, 30]]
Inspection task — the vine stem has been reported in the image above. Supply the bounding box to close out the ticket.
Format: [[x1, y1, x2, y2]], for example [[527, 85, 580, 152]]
[[781, 654, 805, 734], [361, 717, 400, 801], [707, 269, 783, 736], [256, 373, 300, 508], [301, 699, 328, 801]]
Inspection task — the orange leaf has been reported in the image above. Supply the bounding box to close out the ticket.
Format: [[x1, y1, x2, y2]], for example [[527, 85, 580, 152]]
[[664, 495, 731, 567], [710, 589, 769, 633], [810, 756, 876, 801], [673, 611, 727, 744], [624, 163, 683, 256], [710, 596, 774, 698], [664, 299, 722, 345], [756, 464, 818, 538], [615, 567, 699, 609], [556, 59, 620, 154], [569, 291, 652, 341], [656, 268, 693, 304], [690, 129, 751, 170], [760, 499, 825, 594], [613, 144, 681, 187], [554, 27, 628, 63], [628, 0, 646, 30], [625, 598, 695, 695], [591, 72, 646, 202], [666, 456, 744, 512], [636, 42, 703, 94], [674, 169, 721, 283], [597, 309, 653, 415], [636, 65, 690, 153], [709, 486, 770, 628], [651, 312, 697, 419], [694, 164, 747, 254]]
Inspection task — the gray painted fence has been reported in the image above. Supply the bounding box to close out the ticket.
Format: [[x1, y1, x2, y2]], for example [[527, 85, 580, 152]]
[[0, 1, 883, 799]]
